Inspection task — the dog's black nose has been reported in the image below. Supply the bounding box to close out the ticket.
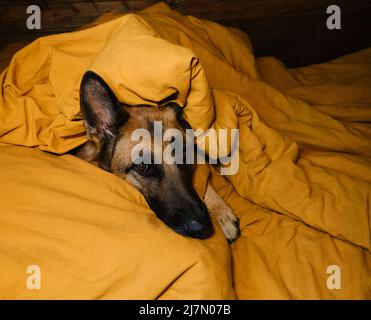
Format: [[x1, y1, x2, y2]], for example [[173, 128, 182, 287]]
[[184, 219, 214, 239]]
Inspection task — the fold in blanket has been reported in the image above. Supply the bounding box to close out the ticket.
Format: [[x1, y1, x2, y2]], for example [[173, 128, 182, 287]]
[[0, 2, 370, 299]]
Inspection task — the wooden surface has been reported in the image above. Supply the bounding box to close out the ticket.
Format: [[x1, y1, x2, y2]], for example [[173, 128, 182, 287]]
[[0, 0, 370, 67]]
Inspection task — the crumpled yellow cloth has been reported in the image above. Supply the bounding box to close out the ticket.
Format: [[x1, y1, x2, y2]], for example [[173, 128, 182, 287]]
[[0, 2, 370, 299]]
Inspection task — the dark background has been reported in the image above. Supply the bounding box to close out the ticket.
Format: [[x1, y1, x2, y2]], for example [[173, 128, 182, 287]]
[[0, 0, 370, 67]]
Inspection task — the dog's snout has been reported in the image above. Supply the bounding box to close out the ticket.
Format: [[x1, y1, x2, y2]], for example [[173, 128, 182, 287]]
[[146, 186, 214, 239], [183, 218, 213, 239]]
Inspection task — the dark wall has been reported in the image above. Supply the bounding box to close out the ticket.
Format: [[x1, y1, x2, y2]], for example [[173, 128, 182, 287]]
[[0, 0, 370, 67]]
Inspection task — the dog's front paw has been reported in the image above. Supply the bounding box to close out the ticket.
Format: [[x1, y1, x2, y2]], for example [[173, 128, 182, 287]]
[[204, 183, 241, 243], [216, 208, 240, 243]]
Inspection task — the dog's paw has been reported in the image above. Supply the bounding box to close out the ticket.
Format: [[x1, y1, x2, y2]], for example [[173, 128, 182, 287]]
[[204, 183, 241, 243], [216, 208, 240, 243]]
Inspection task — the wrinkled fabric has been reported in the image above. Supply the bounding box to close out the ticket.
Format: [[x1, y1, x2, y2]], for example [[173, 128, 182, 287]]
[[0, 2, 370, 299]]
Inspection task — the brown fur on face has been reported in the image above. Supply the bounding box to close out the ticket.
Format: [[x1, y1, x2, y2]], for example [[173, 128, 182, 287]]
[[77, 71, 240, 242], [76, 71, 213, 239]]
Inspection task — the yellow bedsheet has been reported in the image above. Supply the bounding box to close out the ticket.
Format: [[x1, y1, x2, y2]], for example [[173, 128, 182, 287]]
[[0, 2, 370, 299]]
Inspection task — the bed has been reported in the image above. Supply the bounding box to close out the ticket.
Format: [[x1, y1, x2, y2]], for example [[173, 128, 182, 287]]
[[0, 2, 370, 299]]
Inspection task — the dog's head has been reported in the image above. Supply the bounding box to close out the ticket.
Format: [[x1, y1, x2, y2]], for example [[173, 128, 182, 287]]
[[79, 71, 213, 239]]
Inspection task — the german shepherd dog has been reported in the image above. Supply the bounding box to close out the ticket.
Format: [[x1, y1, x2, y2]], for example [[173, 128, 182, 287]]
[[76, 71, 240, 242]]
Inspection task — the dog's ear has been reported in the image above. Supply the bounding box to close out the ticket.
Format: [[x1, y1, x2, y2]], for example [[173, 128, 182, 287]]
[[80, 71, 128, 139]]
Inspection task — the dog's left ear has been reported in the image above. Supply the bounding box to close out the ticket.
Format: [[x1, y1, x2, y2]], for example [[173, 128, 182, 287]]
[[79, 71, 128, 170], [80, 71, 128, 139]]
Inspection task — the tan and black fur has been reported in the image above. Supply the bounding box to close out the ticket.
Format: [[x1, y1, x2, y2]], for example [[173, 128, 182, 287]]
[[76, 71, 240, 242]]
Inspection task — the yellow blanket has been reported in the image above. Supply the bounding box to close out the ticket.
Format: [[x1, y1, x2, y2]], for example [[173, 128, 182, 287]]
[[0, 2, 370, 299]]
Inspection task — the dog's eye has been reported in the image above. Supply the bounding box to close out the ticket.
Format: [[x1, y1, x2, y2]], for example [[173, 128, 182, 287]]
[[133, 162, 154, 176], [135, 163, 148, 172]]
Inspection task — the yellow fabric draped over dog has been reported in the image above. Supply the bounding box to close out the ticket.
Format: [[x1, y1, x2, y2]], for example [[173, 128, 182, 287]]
[[0, 2, 370, 299]]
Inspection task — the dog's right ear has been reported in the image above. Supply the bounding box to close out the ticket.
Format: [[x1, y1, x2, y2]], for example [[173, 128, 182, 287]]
[[80, 71, 128, 140]]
